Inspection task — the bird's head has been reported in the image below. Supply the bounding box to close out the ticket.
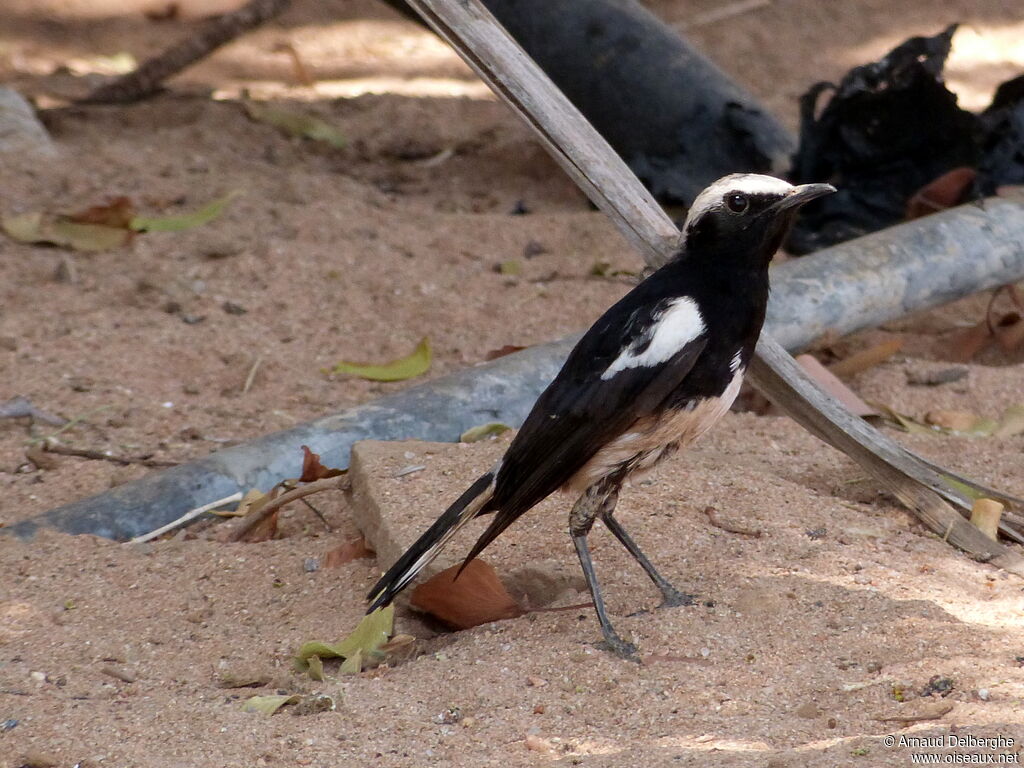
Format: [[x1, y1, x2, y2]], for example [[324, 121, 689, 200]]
[[681, 174, 835, 266]]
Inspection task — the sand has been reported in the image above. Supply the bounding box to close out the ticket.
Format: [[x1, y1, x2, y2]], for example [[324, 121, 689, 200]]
[[2, 1, 1023, 766]]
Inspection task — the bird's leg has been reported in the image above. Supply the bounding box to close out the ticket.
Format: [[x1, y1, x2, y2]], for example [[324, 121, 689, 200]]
[[600, 497, 697, 608], [570, 482, 638, 659]]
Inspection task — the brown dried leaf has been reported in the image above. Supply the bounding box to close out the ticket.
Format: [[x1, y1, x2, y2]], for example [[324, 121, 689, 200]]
[[240, 508, 279, 542], [299, 445, 344, 482], [410, 559, 524, 629], [828, 338, 903, 378], [993, 313, 1024, 353], [947, 320, 993, 362], [484, 344, 526, 361], [323, 537, 375, 568], [67, 197, 137, 229], [906, 167, 976, 220], [925, 409, 978, 432]]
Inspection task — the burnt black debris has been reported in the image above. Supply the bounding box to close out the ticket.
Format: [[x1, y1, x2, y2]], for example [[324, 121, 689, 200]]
[[786, 25, 977, 254]]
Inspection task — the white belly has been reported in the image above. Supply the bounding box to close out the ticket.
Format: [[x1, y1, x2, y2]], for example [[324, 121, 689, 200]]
[[566, 367, 745, 493]]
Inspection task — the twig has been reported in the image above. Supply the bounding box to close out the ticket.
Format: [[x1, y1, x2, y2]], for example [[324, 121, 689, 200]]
[[226, 475, 348, 542], [44, 443, 178, 468], [130, 492, 243, 543], [80, 0, 293, 104], [872, 702, 953, 723], [0, 396, 66, 426], [242, 355, 263, 395], [704, 506, 763, 537], [300, 498, 333, 531], [678, 0, 772, 30]]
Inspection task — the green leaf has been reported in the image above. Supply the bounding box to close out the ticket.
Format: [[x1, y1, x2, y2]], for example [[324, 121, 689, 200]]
[[241, 694, 300, 715], [328, 339, 431, 382], [498, 260, 521, 276], [460, 422, 511, 443], [245, 101, 346, 148], [2, 212, 131, 251], [294, 605, 394, 678], [130, 193, 237, 233]]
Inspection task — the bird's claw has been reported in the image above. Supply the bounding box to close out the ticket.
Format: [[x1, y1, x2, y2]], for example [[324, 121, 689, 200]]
[[658, 588, 698, 608], [598, 634, 639, 661]]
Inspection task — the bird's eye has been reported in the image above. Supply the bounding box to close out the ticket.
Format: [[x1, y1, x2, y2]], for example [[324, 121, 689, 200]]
[[726, 193, 749, 213]]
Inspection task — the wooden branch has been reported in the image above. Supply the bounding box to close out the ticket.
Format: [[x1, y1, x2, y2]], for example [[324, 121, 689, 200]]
[[408, 0, 1024, 574], [226, 475, 348, 543], [80, 0, 293, 105]]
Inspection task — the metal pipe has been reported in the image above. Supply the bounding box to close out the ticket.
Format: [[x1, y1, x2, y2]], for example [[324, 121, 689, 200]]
[[8, 197, 1024, 541]]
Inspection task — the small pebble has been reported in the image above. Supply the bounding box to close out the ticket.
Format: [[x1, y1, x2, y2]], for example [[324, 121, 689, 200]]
[[977, 688, 990, 701], [303, 558, 320, 573]]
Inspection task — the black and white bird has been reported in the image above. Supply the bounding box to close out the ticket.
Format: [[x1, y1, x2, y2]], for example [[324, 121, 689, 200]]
[[367, 173, 834, 657]]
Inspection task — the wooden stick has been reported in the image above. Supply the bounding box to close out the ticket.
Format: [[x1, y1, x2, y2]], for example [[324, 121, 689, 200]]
[[44, 443, 178, 468], [80, 0, 292, 104], [407, 0, 1024, 575], [226, 475, 348, 543], [130, 492, 243, 543]]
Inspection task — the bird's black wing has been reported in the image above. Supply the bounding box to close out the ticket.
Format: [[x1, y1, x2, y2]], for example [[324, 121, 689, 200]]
[[460, 310, 708, 565]]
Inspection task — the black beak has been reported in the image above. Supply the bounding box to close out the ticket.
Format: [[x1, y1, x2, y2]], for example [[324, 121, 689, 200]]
[[773, 183, 836, 212]]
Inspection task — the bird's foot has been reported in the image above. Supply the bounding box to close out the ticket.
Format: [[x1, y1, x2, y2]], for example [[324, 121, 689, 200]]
[[658, 587, 698, 609], [597, 632, 639, 661]]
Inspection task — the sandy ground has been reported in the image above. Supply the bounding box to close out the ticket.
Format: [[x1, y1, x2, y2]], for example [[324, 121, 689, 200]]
[[1, 1, 1024, 766]]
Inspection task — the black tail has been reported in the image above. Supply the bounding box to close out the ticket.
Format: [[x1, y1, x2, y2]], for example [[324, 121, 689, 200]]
[[366, 471, 495, 612]]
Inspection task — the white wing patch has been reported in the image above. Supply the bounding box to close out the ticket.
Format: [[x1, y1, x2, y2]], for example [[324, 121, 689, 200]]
[[601, 297, 705, 380], [730, 350, 743, 373]]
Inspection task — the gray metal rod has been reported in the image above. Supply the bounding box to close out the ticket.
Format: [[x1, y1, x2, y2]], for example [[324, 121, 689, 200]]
[[7, 197, 1023, 541]]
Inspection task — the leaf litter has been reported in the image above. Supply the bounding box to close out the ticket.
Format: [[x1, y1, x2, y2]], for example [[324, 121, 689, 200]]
[[328, 338, 431, 382], [293, 606, 413, 678], [2, 193, 237, 251]]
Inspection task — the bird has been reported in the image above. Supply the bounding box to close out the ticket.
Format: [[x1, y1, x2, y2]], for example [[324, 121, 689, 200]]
[[366, 173, 835, 658]]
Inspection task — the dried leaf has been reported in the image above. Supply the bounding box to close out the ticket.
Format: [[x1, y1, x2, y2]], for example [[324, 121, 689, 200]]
[[2, 211, 132, 251], [795, 355, 877, 417], [328, 338, 431, 382], [305, 655, 325, 682], [245, 102, 346, 148], [68, 197, 137, 229], [995, 404, 1024, 438], [294, 606, 394, 678], [339, 649, 363, 675], [828, 338, 903, 378], [484, 344, 526, 361], [925, 409, 979, 432], [994, 314, 1024, 353], [240, 509, 279, 542], [460, 422, 511, 443], [969, 498, 1003, 541], [241, 694, 300, 715], [410, 559, 523, 629], [130, 193, 237, 232], [323, 537, 375, 567], [299, 445, 345, 482], [498, 259, 521, 275], [947, 320, 993, 362], [906, 167, 976, 220], [872, 403, 936, 436]]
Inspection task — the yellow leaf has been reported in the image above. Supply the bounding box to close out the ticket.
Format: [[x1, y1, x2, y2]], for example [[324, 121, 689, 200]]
[[294, 606, 394, 678], [241, 694, 300, 715], [130, 193, 237, 232], [328, 339, 431, 382], [2, 211, 131, 251], [245, 102, 346, 148], [460, 422, 511, 443]]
